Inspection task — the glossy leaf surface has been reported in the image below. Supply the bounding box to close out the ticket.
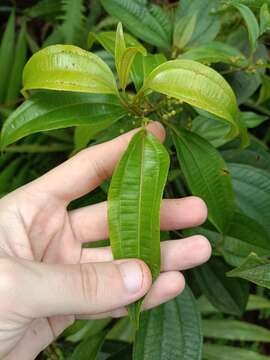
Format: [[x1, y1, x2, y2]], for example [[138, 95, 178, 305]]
[[173, 129, 235, 233], [22, 45, 118, 96], [1, 92, 127, 147], [108, 129, 170, 327], [133, 287, 202, 360], [143, 60, 240, 138]]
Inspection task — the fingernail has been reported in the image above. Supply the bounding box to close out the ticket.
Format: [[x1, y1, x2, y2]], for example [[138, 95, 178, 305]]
[[118, 261, 143, 293]]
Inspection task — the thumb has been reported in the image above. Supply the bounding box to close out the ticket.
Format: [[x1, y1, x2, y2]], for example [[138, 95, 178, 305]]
[[0, 258, 152, 318]]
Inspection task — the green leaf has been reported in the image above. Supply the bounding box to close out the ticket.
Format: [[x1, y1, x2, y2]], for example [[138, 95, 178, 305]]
[[257, 74, 270, 105], [229, 163, 270, 234], [0, 158, 22, 196], [223, 212, 270, 267], [247, 294, 270, 311], [65, 319, 110, 343], [143, 60, 240, 138], [133, 287, 202, 360], [5, 23, 28, 103], [260, 3, 270, 34], [1, 92, 127, 148], [227, 253, 270, 289], [203, 344, 269, 360], [240, 111, 268, 128], [71, 331, 107, 360], [173, 129, 235, 233], [60, 0, 85, 45], [0, 10, 15, 103], [88, 31, 145, 56], [24, 0, 62, 19], [193, 257, 249, 315], [142, 53, 167, 79], [173, 13, 198, 50], [180, 41, 247, 67], [100, 0, 170, 49], [108, 129, 170, 327], [233, 3, 260, 54], [115, 23, 145, 90], [175, 0, 220, 47], [22, 45, 118, 96], [202, 319, 270, 342], [107, 317, 134, 343]]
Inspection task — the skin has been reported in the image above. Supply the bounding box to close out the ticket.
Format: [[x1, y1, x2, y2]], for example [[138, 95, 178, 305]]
[[0, 122, 211, 360]]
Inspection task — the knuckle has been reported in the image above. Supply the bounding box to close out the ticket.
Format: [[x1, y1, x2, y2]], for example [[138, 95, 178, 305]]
[[78, 263, 98, 304]]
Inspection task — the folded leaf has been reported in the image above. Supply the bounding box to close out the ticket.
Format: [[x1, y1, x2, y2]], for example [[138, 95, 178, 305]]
[[1, 92, 127, 148], [108, 128, 170, 327], [227, 253, 270, 289], [22, 45, 118, 96], [173, 129, 235, 233], [142, 60, 240, 138], [133, 287, 202, 360]]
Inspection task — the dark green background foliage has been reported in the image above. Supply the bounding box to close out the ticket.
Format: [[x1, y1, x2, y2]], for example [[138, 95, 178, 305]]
[[1, 0, 270, 359]]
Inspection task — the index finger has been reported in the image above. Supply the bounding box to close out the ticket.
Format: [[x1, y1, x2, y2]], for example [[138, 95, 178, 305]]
[[26, 122, 165, 203]]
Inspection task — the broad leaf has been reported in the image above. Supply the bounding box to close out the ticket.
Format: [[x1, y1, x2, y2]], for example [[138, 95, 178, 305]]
[[108, 129, 170, 327], [180, 41, 247, 67], [240, 111, 268, 128], [193, 257, 249, 315], [202, 319, 270, 342], [173, 129, 235, 233], [100, 0, 171, 49], [203, 344, 269, 360], [142, 60, 240, 138], [173, 13, 197, 50], [1, 92, 127, 148], [133, 287, 202, 360], [227, 253, 270, 289], [22, 45, 118, 96], [229, 163, 270, 233], [233, 3, 260, 54]]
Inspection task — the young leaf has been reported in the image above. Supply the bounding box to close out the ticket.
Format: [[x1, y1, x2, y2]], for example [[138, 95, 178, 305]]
[[179, 41, 247, 67], [193, 257, 249, 315], [22, 45, 118, 96], [233, 3, 260, 54], [260, 3, 270, 34], [0, 10, 15, 103], [100, 0, 170, 49], [257, 74, 270, 105], [240, 111, 268, 128], [133, 287, 202, 360], [173, 129, 235, 233], [115, 22, 126, 74], [203, 344, 269, 360], [227, 253, 270, 289], [173, 13, 198, 50], [108, 128, 170, 327], [5, 23, 28, 103], [142, 60, 240, 138], [1, 92, 127, 148]]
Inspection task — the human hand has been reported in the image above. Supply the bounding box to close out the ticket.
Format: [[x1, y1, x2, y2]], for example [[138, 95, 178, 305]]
[[0, 122, 211, 359]]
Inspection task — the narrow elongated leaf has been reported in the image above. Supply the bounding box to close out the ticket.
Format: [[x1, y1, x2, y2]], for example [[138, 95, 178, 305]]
[[229, 163, 270, 233], [180, 42, 247, 67], [5, 23, 28, 103], [143, 60, 240, 138], [22, 45, 118, 96], [260, 3, 270, 34], [233, 3, 260, 54], [0, 159, 22, 196], [227, 253, 270, 289], [240, 111, 268, 128], [108, 129, 170, 327], [202, 319, 270, 342], [88, 31, 145, 56], [247, 294, 270, 310], [115, 23, 126, 76], [173, 13, 198, 49], [133, 287, 202, 360], [203, 344, 269, 360], [100, 0, 170, 48], [71, 332, 107, 360], [173, 129, 235, 233], [194, 257, 249, 315], [1, 92, 127, 148], [0, 11, 15, 102]]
